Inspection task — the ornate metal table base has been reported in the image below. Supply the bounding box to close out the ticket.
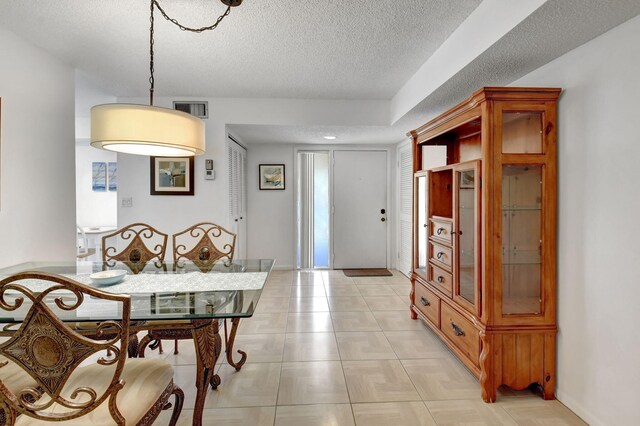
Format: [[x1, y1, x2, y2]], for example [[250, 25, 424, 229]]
[[189, 318, 247, 426], [191, 319, 222, 426], [223, 318, 247, 371]]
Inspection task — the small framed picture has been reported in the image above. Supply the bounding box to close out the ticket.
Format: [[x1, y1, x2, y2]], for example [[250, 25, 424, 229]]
[[259, 164, 285, 190], [92, 162, 106, 191], [150, 156, 194, 195], [108, 162, 117, 191]]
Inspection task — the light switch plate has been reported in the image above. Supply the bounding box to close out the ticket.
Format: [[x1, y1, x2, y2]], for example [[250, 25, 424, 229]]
[[121, 197, 133, 208]]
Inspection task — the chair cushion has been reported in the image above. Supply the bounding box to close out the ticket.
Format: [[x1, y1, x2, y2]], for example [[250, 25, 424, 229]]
[[15, 359, 174, 425], [0, 355, 38, 394]]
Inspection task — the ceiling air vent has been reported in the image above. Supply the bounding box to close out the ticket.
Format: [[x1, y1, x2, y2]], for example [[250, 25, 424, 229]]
[[173, 101, 209, 119]]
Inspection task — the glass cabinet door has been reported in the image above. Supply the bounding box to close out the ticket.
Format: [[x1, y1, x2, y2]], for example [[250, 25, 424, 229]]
[[502, 111, 543, 154], [414, 174, 428, 278], [501, 165, 542, 315], [454, 162, 480, 313]]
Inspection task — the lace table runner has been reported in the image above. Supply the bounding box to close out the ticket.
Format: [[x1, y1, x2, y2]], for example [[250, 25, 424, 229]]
[[6, 271, 268, 294]]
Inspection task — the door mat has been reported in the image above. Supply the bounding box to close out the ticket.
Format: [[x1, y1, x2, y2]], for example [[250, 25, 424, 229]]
[[343, 268, 392, 277]]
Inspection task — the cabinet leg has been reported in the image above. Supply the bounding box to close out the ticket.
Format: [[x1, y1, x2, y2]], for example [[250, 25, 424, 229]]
[[542, 377, 555, 400], [479, 331, 496, 402], [542, 333, 556, 400], [409, 284, 417, 320]]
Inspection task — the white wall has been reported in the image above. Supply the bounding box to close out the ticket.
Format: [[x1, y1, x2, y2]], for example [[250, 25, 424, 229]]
[[245, 143, 397, 271], [116, 102, 230, 236], [246, 144, 295, 268], [116, 96, 395, 254], [510, 16, 640, 426], [74, 71, 119, 228], [0, 26, 76, 267], [75, 144, 117, 227]]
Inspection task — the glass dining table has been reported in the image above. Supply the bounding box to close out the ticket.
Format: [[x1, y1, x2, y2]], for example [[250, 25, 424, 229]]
[[0, 258, 274, 426]]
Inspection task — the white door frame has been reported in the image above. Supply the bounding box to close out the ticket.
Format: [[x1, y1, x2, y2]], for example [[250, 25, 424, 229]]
[[396, 138, 413, 277], [293, 145, 393, 270], [226, 133, 248, 257]]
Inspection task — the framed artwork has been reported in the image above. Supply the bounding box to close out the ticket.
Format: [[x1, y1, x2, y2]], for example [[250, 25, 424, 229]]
[[259, 164, 285, 190], [150, 156, 194, 196], [92, 162, 107, 191], [108, 162, 117, 191]]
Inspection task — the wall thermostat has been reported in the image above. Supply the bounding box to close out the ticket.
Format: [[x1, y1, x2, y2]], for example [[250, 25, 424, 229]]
[[205, 159, 216, 180]]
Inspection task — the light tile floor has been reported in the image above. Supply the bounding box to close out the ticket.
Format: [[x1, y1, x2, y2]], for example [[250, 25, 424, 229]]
[[154, 269, 587, 425]]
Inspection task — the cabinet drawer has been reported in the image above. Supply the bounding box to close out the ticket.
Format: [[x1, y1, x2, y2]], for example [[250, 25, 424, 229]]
[[414, 283, 440, 327], [440, 303, 479, 363], [429, 241, 452, 270], [430, 219, 453, 245], [428, 264, 453, 298]]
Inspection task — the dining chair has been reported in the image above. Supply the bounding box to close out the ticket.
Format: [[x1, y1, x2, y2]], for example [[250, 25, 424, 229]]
[[101, 223, 168, 275], [173, 222, 237, 271], [99, 223, 169, 356], [137, 222, 236, 357], [0, 272, 184, 425]]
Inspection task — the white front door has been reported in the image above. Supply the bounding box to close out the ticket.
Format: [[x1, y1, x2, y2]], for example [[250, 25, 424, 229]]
[[332, 150, 387, 269]]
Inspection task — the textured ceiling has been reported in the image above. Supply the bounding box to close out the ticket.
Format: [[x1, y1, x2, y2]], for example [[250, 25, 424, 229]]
[[232, 0, 640, 145], [2, 0, 640, 146], [394, 0, 640, 133], [0, 0, 481, 99], [230, 124, 403, 146]]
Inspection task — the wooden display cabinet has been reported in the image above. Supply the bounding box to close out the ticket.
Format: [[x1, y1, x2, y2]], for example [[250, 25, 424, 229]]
[[409, 87, 561, 402]]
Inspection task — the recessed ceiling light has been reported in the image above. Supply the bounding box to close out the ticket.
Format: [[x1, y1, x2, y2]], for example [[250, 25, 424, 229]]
[[323, 135, 337, 140]]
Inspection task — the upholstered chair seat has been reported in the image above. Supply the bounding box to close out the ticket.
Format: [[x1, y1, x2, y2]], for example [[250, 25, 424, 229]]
[[0, 272, 184, 426], [15, 359, 174, 426], [0, 356, 37, 394]]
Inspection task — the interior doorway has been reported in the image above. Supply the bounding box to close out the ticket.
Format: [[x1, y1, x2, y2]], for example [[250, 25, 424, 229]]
[[228, 135, 247, 258], [296, 151, 330, 269]]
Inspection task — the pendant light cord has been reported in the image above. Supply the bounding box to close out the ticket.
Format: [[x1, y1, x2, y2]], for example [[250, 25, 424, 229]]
[[148, 0, 233, 106]]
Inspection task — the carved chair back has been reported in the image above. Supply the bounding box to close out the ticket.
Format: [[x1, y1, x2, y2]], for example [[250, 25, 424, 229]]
[[172, 222, 236, 272], [0, 272, 130, 424], [102, 223, 168, 274]]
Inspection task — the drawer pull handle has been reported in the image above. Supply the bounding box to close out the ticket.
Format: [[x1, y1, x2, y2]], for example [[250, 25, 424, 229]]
[[436, 252, 445, 260], [436, 227, 446, 235], [423, 223, 428, 228], [451, 322, 465, 337], [420, 297, 430, 307], [437, 276, 445, 283]]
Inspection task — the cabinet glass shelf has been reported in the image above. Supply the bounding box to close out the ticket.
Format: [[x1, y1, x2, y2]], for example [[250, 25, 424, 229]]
[[502, 165, 543, 315]]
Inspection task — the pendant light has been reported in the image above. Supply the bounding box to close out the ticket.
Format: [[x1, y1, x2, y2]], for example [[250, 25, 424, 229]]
[[91, 0, 243, 156]]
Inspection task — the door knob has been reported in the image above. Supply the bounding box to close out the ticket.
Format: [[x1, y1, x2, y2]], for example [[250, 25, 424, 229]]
[[380, 208, 386, 214], [381, 218, 386, 222]]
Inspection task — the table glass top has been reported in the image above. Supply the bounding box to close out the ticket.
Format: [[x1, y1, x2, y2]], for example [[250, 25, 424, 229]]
[[0, 259, 274, 323]]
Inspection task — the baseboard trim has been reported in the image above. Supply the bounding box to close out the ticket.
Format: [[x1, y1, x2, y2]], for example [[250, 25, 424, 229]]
[[556, 389, 602, 426], [272, 265, 293, 271]]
